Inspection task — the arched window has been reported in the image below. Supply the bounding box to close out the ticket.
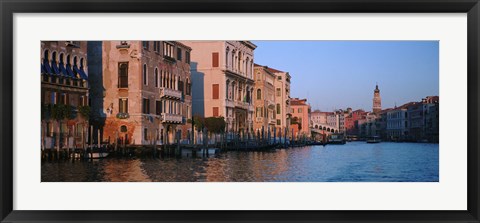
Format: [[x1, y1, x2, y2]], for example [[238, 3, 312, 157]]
[[73, 56, 78, 68], [246, 57, 249, 76], [231, 50, 235, 71], [178, 77, 184, 94], [43, 50, 49, 63], [225, 80, 230, 100], [225, 47, 229, 68], [80, 58, 85, 70], [257, 89, 261, 100], [238, 53, 242, 73], [143, 64, 147, 85], [58, 53, 66, 76], [51, 51, 59, 74], [66, 55, 70, 67], [186, 78, 191, 95], [165, 72, 169, 88], [154, 68, 159, 87], [118, 63, 129, 88], [72, 56, 78, 77], [66, 55, 74, 77], [43, 50, 51, 74]]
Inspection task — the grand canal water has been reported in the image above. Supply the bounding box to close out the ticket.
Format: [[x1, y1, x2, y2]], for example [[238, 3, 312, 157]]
[[41, 142, 439, 182]]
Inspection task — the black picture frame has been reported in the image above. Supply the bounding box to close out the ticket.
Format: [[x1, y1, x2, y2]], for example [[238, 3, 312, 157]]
[[1, 0, 479, 222]]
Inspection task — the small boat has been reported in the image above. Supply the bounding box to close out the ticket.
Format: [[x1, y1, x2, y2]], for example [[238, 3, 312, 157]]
[[89, 152, 109, 159], [366, 136, 381, 143], [328, 133, 346, 145]]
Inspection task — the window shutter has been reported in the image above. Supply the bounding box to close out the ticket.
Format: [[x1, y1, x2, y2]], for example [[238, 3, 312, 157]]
[[212, 84, 219, 99], [212, 52, 219, 67], [213, 107, 219, 117]]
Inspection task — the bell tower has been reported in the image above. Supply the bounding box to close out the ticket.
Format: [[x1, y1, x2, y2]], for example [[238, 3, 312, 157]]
[[373, 83, 381, 114]]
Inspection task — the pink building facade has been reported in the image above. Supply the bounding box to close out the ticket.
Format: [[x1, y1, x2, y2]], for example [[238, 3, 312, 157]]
[[181, 41, 256, 133], [290, 98, 311, 138]]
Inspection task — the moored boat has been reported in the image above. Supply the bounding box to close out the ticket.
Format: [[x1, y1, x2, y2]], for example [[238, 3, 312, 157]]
[[328, 133, 346, 144], [366, 136, 381, 143], [89, 152, 109, 159]]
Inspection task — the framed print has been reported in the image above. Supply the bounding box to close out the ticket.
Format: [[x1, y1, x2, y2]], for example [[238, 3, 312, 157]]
[[1, 0, 479, 222]]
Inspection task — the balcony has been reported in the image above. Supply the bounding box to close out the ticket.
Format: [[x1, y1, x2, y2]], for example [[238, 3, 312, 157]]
[[225, 99, 234, 108], [116, 113, 130, 119], [161, 113, 183, 124], [256, 117, 263, 123], [268, 118, 276, 125], [163, 55, 176, 63], [234, 101, 249, 110], [160, 87, 182, 100]]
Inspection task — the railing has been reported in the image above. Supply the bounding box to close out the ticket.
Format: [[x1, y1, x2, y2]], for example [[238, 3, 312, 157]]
[[161, 113, 183, 123], [116, 113, 130, 119], [268, 118, 276, 125], [225, 99, 234, 108], [160, 87, 182, 100], [256, 117, 263, 122], [234, 101, 249, 110]]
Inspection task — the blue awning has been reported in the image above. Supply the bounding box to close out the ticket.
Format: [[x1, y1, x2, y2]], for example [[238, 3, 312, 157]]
[[59, 63, 68, 76], [50, 62, 60, 75], [43, 62, 52, 74], [66, 65, 75, 78], [74, 66, 88, 80], [41, 64, 46, 74]]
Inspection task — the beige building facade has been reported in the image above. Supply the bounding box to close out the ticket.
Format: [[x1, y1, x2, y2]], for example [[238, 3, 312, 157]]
[[268, 67, 292, 133], [253, 64, 276, 132], [181, 41, 256, 133], [88, 41, 192, 146]]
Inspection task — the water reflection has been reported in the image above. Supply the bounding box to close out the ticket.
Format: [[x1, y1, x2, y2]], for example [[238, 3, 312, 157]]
[[42, 142, 439, 182]]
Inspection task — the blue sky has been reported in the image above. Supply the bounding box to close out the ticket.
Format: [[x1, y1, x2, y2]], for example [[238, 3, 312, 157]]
[[251, 41, 439, 112]]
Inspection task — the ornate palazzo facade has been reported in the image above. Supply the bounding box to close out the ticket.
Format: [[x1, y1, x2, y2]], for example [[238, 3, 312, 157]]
[[182, 41, 256, 134]]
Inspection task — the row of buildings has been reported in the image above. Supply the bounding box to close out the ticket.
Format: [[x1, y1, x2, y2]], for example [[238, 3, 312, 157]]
[[40, 41, 299, 149], [310, 85, 439, 142], [40, 41, 439, 150]]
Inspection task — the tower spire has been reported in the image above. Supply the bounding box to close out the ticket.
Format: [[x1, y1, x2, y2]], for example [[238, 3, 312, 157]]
[[373, 83, 381, 114]]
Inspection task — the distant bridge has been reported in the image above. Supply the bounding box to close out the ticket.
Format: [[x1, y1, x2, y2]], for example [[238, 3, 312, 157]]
[[310, 121, 340, 135]]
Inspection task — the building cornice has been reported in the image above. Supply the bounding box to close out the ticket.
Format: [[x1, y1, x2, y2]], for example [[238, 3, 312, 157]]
[[241, 41, 257, 50]]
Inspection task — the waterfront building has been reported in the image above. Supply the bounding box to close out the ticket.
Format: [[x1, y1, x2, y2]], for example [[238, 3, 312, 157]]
[[337, 109, 351, 133], [407, 102, 425, 141], [386, 103, 414, 140], [290, 98, 311, 139], [376, 110, 389, 139], [88, 41, 192, 146], [181, 41, 256, 134], [424, 97, 439, 142], [358, 112, 379, 138], [326, 112, 339, 131], [407, 96, 439, 142], [310, 110, 340, 134], [310, 110, 327, 126], [373, 84, 382, 114], [267, 67, 292, 133], [41, 41, 89, 150], [253, 64, 276, 132], [344, 109, 368, 136]]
